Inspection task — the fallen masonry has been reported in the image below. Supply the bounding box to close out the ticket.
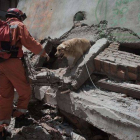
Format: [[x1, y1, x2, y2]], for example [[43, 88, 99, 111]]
[[97, 79, 140, 99], [57, 88, 140, 140], [23, 22, 140, 140]]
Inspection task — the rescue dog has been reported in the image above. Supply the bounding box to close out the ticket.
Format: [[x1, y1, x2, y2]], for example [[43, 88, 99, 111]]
[[55, 38, 91, 68]]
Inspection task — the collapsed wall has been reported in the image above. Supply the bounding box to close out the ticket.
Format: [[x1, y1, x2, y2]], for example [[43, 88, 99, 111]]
[[18, 0, 140, 40]]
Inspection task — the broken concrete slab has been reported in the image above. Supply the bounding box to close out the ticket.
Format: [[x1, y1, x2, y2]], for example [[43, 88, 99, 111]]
[[56, 87, 140, 140], [97, 79, 140, 99], [34, 86, 49, 100], [44, 86, 57, 106]]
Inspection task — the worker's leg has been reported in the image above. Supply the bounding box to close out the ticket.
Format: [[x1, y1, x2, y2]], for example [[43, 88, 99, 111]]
[[0, 70, 14, 139], [0, 71, 14, 125], [2, 58, 32, 117]]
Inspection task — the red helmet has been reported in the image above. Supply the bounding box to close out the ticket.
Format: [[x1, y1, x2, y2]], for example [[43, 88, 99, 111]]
[[6, 8, 27, 21]]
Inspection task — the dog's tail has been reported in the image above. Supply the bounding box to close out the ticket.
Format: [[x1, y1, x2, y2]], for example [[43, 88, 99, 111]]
[[90, 40, 95, 46]]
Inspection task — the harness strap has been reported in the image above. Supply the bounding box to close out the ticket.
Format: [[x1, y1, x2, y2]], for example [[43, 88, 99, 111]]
[[0, 20, 19, 59]]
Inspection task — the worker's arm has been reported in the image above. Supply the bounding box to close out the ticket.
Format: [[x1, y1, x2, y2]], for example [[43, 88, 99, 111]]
[[18, 23, 49, 61]]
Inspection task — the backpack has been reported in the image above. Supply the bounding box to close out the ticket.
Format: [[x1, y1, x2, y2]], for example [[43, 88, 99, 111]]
[[0, 20, 19, 62]]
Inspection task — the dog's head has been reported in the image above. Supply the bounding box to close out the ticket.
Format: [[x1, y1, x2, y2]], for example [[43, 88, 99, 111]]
[[55, 44, 69, 59]]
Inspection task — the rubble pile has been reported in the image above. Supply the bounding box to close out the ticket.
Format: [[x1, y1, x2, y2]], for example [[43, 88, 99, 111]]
[[21, 21, 140, 140], [8, 101, 111, 140]]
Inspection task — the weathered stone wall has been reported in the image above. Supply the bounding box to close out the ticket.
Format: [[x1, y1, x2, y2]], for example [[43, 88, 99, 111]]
[[18, 0, 140, 40]]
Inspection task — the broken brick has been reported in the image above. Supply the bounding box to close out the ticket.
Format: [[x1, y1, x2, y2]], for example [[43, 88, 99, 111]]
[[100, 61, 104, 72], [128, 65, 137, 73], [107, 56, 115, 63], [128, 72, 137, 80], [117, 70, 125, 80], [110, 63, 117, 75], [137, 74, 140, 81], [103, 61, 110, 74], [94, 58, 101, 71], [137, 66, 140, 73], [137, 66, 140, 81]]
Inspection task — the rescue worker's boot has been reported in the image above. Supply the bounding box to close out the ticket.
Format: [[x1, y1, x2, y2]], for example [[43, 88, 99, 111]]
[[15, 114, 33, 128]]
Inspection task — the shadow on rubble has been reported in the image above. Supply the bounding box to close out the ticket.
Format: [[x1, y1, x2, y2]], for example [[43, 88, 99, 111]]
[[8, 101, 64, 140], [8, 124, 52, 140]]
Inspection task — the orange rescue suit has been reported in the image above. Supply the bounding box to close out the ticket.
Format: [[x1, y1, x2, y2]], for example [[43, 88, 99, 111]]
[[0, 18, 45, 125]]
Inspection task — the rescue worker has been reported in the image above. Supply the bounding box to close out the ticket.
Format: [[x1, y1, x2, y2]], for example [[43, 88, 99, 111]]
[[0, 8, 49, 140]]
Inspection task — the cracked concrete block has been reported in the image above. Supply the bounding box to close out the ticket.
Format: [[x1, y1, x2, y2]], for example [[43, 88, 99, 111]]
[[44, 92, 57, 106], [57, 89, 140, 140], [71, 38, 109, 89], [34, 86, 49, 100], [44, 87, 57, 106]]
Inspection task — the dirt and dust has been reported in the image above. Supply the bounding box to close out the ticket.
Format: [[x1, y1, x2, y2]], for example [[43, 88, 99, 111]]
[[7, 100, 112, 140]]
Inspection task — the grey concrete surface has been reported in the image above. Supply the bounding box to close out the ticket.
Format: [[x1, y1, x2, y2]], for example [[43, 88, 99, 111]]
[[30, 36, 140, 139], [33, 67, 140, 139], [18, 0, 140, 40], [56, 88, 140, 140], [34, 86, 49, 100]]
